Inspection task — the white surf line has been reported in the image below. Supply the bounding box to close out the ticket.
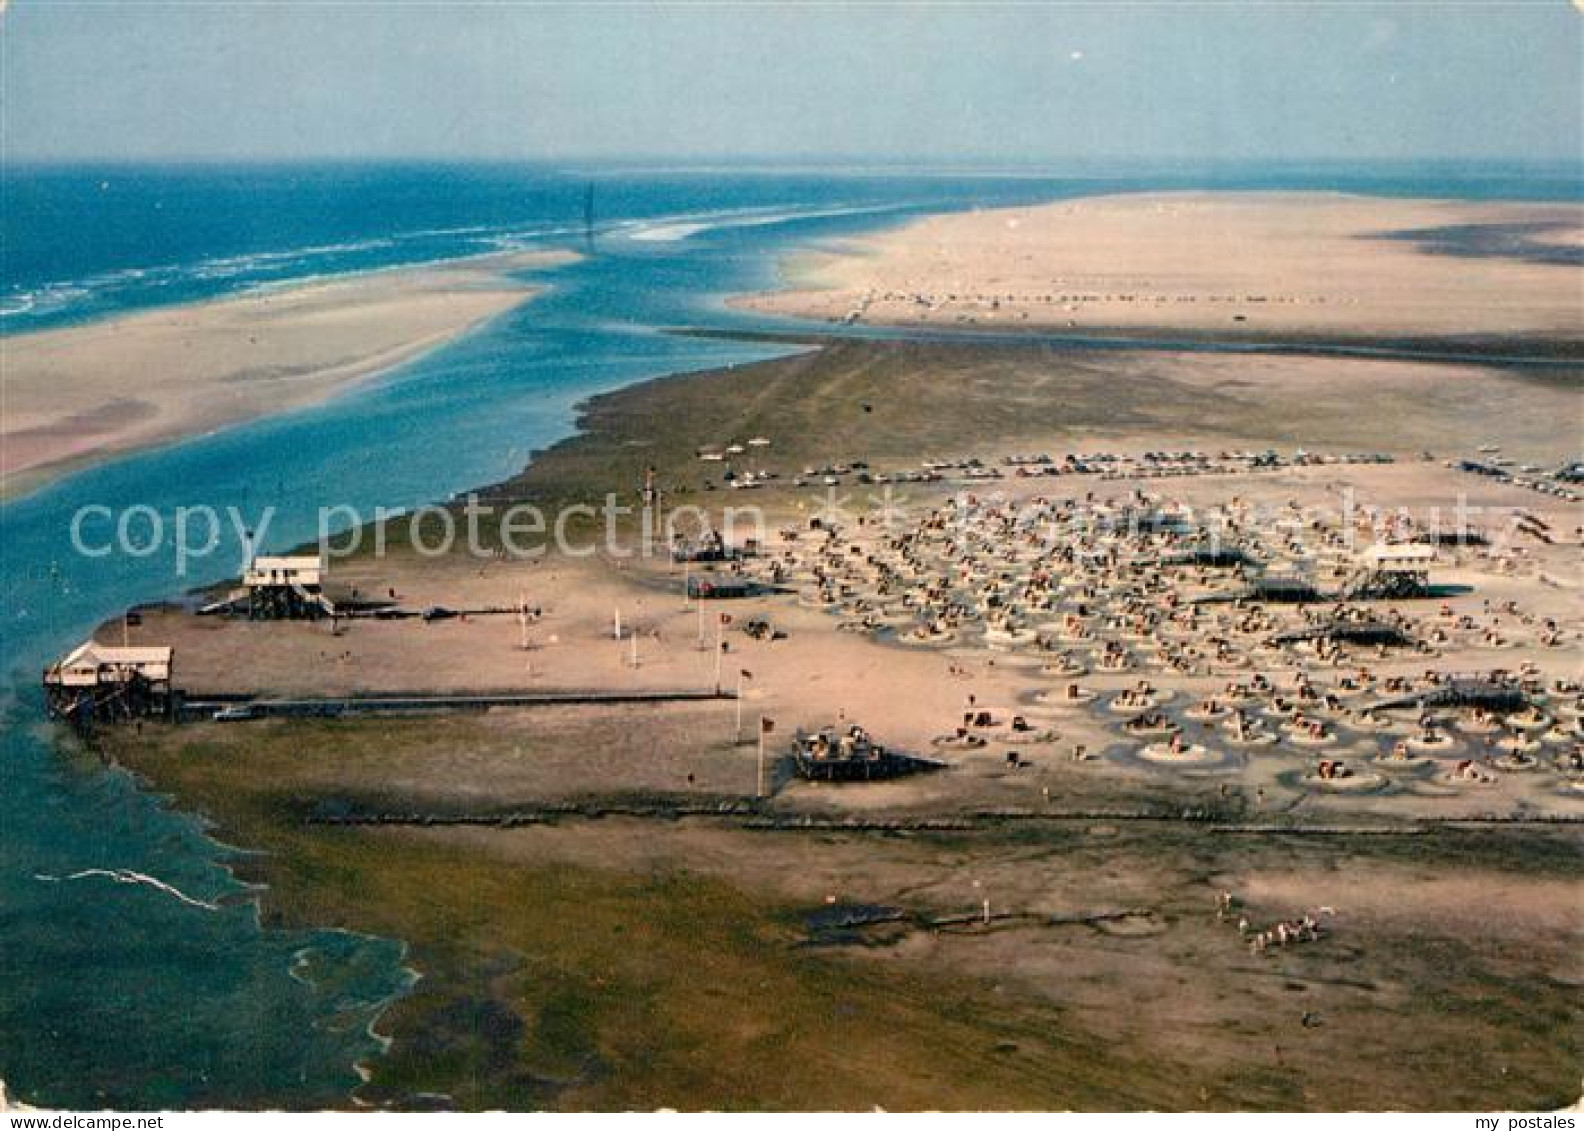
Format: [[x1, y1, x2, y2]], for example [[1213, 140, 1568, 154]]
[[625, 201, 913, 243], [34, 868, 222, 912]]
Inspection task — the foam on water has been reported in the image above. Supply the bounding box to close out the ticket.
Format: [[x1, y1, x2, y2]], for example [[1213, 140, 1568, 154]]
[[34, 868, 224, 912], [623, 201, 913, 242]]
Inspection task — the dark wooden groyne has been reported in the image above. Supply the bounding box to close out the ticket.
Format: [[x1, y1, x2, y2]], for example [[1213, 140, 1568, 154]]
[[304, 802, 1222, 832], [178, 687, 734, 721], [302, 802, 1583, 834]]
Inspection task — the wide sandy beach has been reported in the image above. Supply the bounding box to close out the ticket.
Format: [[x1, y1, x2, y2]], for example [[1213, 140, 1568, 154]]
[[74, 191, 1584, 1110], [1, 249, 572, 497], [738, 191, 1582, 350], [103, 331, 1583, 1109]]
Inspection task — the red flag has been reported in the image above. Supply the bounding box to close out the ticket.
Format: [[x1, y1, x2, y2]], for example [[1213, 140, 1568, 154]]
[[720, 613, 733, 624]]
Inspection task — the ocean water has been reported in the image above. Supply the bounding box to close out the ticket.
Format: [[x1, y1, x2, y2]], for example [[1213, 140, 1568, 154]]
[[1, 160, 1577, 1108]]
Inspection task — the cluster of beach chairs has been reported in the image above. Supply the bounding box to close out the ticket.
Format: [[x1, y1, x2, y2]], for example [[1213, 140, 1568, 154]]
[[732, 475, 1582, 797]]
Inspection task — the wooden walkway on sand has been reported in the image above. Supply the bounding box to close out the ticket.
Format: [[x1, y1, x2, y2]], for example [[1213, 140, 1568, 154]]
[[303, 802, 1583, 833], [179, 687, 734, 720]]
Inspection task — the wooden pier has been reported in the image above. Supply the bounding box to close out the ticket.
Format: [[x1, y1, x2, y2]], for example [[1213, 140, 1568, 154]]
[[178, 686, 736, 722]]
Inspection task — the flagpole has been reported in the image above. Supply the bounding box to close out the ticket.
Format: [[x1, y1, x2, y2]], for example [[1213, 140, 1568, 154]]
[[713, 612, 723, 694], [734, 667, 744, 743], [757, 717, 767, 798]]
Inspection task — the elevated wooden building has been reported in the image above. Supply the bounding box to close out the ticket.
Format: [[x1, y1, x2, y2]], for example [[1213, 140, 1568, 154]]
[[1160, 543, 1250, 569], [243, 554, 336, 619], [1372, 673, 1529, 713], [44, 641, 175, 728], [687, 574, 754, 600], [1345, 543, 1436, 599], [1272, 615, 1415, 649], [672, 531, 741, 565], [1242, 573, 1324, 604]]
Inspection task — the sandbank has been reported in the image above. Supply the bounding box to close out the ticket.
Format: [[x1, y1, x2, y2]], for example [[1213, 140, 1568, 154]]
[[1, 249, 574, 498], [737, 191, 1582, 350]]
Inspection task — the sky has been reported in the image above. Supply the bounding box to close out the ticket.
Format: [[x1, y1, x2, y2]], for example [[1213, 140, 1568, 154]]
[[1, 1, 1580, 164]]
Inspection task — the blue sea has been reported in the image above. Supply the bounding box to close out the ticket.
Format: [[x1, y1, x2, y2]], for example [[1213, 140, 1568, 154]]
[[1, 159, 1577, 1108]]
